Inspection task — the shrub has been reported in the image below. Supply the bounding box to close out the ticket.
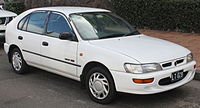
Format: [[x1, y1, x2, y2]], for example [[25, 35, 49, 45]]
[[112, 0, 200, 33], [3, 1, 25, 15]]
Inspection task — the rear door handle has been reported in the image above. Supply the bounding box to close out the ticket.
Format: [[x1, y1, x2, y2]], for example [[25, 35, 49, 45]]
[[42, 41, 49, 46], [18, 36, 23, 40]]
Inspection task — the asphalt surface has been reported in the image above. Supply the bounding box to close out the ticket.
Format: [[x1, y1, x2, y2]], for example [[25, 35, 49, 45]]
[[0, 42, 200, 108]]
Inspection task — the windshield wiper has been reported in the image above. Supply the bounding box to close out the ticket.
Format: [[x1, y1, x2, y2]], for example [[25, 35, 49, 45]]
[[123, 31, 140, 37], [98, 31, 140, 39], [99, 33, 125, 39]]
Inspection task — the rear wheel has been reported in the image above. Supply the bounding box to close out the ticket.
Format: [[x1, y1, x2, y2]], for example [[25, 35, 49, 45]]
[[85, 66, 116, 104], [11, 48, 28, 74]]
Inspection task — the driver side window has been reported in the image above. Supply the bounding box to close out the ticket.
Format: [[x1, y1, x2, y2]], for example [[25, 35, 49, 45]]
[[46, 13, 71, 38]]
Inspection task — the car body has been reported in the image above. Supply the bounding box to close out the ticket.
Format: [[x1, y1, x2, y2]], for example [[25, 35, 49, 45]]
[[4, 7, 196, 103], [0, 5, 3, 10], [0, 5, 17, 37]]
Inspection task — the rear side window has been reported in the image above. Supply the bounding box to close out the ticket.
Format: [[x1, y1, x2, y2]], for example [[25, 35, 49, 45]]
[[18, 15, 29, 30], [46, 13, 71, 38], [27, 12, 48, 34]]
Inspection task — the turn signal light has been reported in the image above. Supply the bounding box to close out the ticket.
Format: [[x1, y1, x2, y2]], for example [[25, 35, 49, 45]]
[[80, 53, 83, 56], [133, 78, 154, 84]]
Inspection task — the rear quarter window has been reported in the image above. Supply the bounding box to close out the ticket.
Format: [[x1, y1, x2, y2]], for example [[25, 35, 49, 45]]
[[18, 15, 29, 30]]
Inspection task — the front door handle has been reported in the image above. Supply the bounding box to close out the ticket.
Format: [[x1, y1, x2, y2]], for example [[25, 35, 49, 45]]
[[18, 36, 23, 40], [42, 41, 49, 46]]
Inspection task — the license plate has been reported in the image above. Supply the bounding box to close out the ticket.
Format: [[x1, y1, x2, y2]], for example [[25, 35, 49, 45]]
[[171, 70, 184, 82]]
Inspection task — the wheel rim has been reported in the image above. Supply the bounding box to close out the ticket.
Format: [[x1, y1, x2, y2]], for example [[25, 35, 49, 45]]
[[89, 72, 110, 100], [12, 52, 22, 71]]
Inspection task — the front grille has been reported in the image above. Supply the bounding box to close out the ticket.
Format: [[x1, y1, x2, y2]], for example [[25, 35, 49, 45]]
[[5, 17, 13, 25], [0, 30, 5, 33], [160, 58, 186, 70], [0, 17, 6, 24], [175, 59, 184, 65], [162, 62, 172, 68], [0, 17, 13, 25], [158, 71, 188, 86]]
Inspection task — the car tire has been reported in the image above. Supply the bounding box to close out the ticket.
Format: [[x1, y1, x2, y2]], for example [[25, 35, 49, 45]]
[[85, 66, 117, 104], [11, 48, 28, 74]]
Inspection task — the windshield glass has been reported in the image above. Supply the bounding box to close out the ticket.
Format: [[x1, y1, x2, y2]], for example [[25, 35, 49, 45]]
[[70, 12, 140, 40]]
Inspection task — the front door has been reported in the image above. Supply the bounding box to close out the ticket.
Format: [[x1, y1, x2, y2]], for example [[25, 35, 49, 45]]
[[40, 12, 78, 76]]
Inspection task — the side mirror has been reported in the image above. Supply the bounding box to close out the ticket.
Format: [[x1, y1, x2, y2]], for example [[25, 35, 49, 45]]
[[59, 32, 74, 40]]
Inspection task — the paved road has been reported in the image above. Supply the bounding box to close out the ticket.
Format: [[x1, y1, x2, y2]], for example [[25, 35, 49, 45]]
[[0, 43, 200, 108]]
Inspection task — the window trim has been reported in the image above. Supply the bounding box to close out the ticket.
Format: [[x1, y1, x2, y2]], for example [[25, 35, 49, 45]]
[[26, 11, 49, 35], [17, 14, 30, 30], [43, 11, 78, 42], [44, 12, 72, 38], [17, 10, 49, 35], [17, 10, 78, 42]]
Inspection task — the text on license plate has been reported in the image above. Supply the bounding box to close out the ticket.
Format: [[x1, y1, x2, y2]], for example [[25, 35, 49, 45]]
[[171, 70, 184, 82]]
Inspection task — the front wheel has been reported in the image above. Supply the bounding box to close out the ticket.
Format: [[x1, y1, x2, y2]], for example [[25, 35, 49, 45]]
[[11, 48, 28, 74], [85, 67, 116, 104]]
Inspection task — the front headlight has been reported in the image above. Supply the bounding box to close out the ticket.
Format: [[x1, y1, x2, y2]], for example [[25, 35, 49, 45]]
[[186, 53, 193, 63], [124, 63, 162, 74], [124, 63, 143, 74]]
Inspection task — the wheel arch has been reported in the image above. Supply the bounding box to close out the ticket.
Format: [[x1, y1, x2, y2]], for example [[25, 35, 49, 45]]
[[80, 61, 114, 87], [8, 44, 21, 63]]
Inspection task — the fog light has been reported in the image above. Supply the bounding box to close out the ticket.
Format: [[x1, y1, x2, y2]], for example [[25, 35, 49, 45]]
[[132, 78, 154, 84]]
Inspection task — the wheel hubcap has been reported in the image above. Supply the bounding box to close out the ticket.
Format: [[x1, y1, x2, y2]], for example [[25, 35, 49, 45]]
[[89, 72, 109, 99], [94, 80, 103, 91], [12, 52, 22, 71]]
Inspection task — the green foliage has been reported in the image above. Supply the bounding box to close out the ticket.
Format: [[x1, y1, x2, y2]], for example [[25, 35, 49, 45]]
[[3, 1, 25, 15], [112, 0, 200, 33]]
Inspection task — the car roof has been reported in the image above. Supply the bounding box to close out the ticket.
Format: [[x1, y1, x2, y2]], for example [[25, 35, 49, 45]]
[[30, 6, 110, 15]]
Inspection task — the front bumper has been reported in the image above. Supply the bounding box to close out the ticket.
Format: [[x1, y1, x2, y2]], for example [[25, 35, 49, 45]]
[[110, 61, 196, 94], [4, 43, 9, 54]]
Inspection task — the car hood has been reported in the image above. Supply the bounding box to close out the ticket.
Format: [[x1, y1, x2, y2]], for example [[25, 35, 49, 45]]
[[88, 34, 190, 63], [0, 10, 17, 17]]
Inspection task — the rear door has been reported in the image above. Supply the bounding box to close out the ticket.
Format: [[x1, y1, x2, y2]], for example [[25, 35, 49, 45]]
[[18, 11, 48, 65], [40, 12, 79, 76]]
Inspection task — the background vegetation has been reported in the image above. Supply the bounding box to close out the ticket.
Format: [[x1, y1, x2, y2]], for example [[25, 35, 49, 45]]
[[112, 0, 200, 33], [3, 0, 200, 33], [3, 1, 25, 15]]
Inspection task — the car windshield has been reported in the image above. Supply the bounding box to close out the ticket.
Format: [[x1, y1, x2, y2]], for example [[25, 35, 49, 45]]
[[70, 12, 140, 40]]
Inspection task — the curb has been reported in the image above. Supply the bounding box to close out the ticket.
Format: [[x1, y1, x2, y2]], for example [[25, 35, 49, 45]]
[[194, 70, 200, 81]]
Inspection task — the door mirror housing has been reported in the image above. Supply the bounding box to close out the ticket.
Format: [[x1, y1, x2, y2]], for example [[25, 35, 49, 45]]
[[59, 32, 74, 40]]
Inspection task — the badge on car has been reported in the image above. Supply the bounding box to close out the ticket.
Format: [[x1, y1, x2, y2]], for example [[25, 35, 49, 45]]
[[171, 70, 184, 82]]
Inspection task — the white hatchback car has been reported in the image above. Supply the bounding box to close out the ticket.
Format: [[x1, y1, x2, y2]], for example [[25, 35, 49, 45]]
[[4, 7, 196, 103], [0, 5, 17, 37]]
